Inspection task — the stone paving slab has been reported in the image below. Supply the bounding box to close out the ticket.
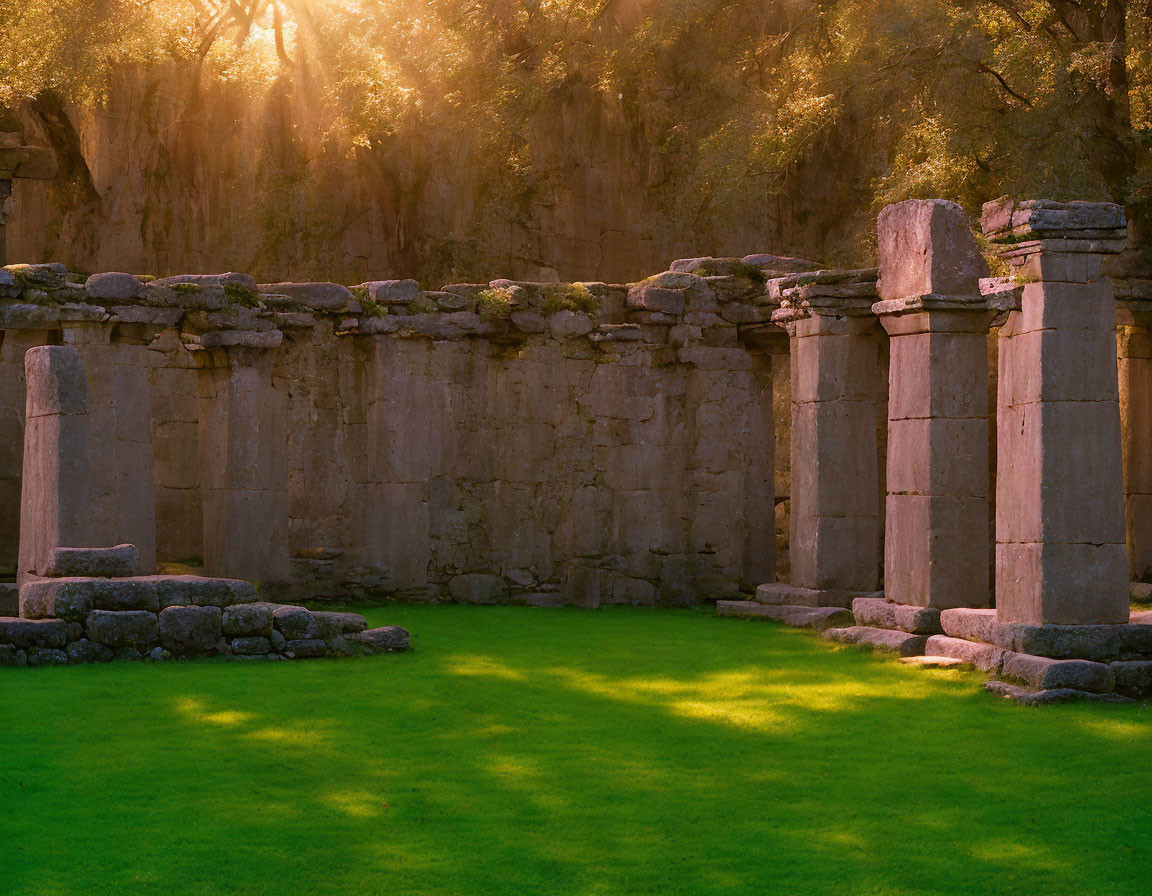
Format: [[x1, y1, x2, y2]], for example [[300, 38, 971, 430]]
[[822, 626, 928, 656], [716, 601, 854, 630]]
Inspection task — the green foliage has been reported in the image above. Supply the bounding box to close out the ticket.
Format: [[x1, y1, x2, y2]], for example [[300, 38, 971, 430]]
[[693, 260, 767, 285], [475, 285, 517, 319], [1, 605, 1151, 895], [352, 286, 387, 318], [3, 1, 1151, 271], [168, 282, 202, 295], [541, 283, 598, 315], [223, 281, 259, 307]]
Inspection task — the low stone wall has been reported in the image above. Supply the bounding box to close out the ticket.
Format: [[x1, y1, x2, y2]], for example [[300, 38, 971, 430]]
[[0, 254, 812, 606], [3, 545, 409, 667]]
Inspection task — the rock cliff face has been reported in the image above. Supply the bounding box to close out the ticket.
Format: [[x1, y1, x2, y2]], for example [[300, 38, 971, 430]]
[[3, 63, 876, 285]]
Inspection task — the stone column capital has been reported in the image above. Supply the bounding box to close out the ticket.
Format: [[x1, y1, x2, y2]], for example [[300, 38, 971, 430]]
[[873, 295, 996, 337]]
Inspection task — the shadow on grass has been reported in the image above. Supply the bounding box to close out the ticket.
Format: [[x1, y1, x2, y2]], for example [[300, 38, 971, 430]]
[[1, 604, 1149, 896]]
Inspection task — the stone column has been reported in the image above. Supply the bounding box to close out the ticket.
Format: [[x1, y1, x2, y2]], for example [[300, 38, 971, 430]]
[[767, 271, 885, 603], [194, 330, 289, 586], [981, 199, 1129, 624], [61, 320, 157, 573], [873, 199, 993, 609], [1117, 309, 1152, 582], [0, 323, 56, 577], [17, 346, 95, 582]]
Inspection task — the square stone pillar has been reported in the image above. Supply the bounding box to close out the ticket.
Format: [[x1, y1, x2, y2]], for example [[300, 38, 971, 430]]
[[876, 305, 994, 607], [0, 325, 56, 577], [770, 271, 885, 598], [982, 199, 1129, 624], [17, 346, 96, 582], [1117, 311, 1152, 582], [873, 199, 993, 609], [61, 320, 157, 573], [194, 330, 289, 586]]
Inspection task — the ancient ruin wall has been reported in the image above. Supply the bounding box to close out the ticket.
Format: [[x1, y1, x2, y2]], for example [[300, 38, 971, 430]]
[[0, 257, 805, 606]]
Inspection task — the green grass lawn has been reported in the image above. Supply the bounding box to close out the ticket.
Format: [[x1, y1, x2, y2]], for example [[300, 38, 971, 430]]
[[2, 604, 1150, 896]]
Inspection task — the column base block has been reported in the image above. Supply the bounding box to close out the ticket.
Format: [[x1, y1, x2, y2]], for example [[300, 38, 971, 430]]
[[850, 597, 943, 634], [938, 607, 1152, 661]]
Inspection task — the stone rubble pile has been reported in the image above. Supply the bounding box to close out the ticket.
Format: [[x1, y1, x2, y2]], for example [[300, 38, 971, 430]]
[[1, 543, 408, 667]]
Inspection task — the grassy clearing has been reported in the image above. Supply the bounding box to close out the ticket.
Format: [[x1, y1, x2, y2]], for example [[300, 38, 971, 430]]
[[2, 604, 1150, 896]]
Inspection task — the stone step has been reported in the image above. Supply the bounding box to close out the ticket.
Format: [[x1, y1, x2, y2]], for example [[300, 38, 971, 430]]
[[716, 601, 853, 631], [925, 635, 1007, 672], [940, 607, 1152, 661], [925, 634, 1115, 692], [44, 545, 139, 579], [851, 597, 943, 634], [754, 583, 877, 609], [822, 626, 928, 657], [20, 574, 257, 620], [984, 680, 1133, 705]]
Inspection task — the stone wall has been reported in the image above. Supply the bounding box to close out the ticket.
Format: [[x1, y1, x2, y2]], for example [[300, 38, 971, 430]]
[[0, 255, 811, 606]]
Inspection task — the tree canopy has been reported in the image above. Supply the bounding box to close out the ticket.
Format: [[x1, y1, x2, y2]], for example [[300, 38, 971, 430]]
[[1, 0, 1150, 272]]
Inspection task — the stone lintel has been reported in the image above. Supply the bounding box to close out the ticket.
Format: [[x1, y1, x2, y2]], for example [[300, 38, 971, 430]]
[[0, 302, 107, 330], [766, 267, 878, 301], [772, 292, 877, 327], [873, 297, 995, 336], [981, 199, 1126, 244]]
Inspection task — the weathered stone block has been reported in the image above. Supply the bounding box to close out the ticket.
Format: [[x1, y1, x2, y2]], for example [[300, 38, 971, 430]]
[[996, 542, 1129, 626], [159, 605, 222, 655], [715, 601, 854, 630], [0, 645, 27, 666], [923, 635, 1007, 672], [823, 626, 929, 657], [231, 636, 273, 655], [1112, 661, 1152, 696], [65, 638, 113, 664], [284, 638, 328, 658], [0, 617, 68, 649], [222, 602, 275, 637], [877, 199, 988, 300], [85, 272, 143, 301], [755, 582, 862, 609], [85, 610, 158, 650], [44, 545, 139, 578], [347, 626, 410, 653], [851, 597, 943, 634], [27, 647, 68, 666], [312, 611, 368, 639], [272, 605, 318, 640], [883, 494, 990, 609], [1000, 652, 1115, 693]]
